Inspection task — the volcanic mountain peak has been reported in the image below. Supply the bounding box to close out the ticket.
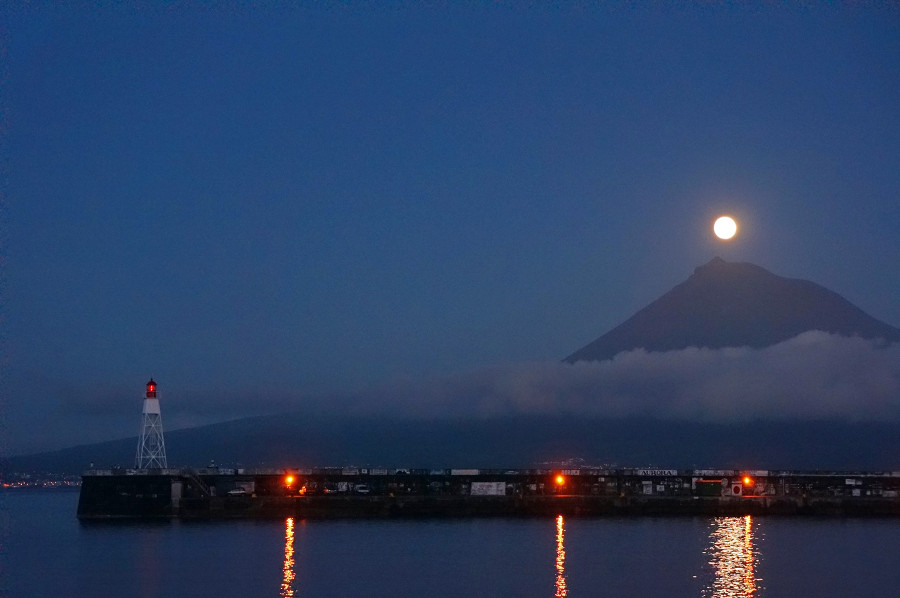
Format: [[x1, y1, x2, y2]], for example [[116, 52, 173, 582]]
[[565, 258, 900, 363], [695, 255, 728, 271]]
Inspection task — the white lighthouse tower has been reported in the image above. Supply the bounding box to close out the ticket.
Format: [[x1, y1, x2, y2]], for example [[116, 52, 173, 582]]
[[135, 378, 167, 469]]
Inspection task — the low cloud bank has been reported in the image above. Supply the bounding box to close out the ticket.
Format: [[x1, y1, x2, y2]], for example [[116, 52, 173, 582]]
[[9, 331, 899, 455], [341, 331, 900, 422]]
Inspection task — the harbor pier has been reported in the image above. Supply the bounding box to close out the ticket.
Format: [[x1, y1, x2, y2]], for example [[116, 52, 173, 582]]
[[77, 467, 900, 519]]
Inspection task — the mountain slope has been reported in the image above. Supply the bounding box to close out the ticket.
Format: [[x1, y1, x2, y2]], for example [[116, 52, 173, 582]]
[[7, 414, 900, 474], [565, 257, 900, 363]]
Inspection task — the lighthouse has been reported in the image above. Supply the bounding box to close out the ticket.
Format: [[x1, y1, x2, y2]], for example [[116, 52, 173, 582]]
[[135, 378, 167, 469]]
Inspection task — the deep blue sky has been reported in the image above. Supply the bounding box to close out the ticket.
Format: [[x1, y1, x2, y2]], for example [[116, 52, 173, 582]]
[[3, 3, 900, 453]]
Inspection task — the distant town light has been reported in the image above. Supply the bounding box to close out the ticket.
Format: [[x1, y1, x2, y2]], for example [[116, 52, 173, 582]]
[[555, 475, 565, 486]]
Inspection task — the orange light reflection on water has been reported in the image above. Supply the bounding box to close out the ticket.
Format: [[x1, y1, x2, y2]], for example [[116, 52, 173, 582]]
[[703, 515, 760, 597], [280, 517, 296, 597], [555, 514, 568, 597]]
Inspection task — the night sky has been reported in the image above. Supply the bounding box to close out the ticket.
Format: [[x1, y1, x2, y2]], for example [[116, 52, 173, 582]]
[[4, 3, 900, 454]]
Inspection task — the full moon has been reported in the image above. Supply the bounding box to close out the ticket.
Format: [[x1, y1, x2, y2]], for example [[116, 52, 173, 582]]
[[713, 216, 737, 240]]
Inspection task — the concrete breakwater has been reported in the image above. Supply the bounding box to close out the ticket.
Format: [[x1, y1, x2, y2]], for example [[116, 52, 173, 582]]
[[77, 467, 900, 520]]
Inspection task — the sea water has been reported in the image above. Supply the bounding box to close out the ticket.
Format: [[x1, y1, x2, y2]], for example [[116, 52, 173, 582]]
[[2, 491, 899, 597]]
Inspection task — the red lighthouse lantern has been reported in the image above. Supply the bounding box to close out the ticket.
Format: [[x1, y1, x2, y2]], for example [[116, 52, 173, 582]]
[[146, 379, 157, 398]]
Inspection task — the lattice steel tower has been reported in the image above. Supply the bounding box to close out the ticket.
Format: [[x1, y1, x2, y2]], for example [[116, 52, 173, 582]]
[[135, 378, 167, 469]]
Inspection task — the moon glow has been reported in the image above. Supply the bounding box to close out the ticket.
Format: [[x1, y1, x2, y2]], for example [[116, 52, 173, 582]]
[[713, 216, 737, 240]]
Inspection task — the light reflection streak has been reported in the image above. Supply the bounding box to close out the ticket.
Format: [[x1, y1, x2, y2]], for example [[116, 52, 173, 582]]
[[702, 515, 760, 597], [280, 517, 296, 597], [555, 514, 568, 597]]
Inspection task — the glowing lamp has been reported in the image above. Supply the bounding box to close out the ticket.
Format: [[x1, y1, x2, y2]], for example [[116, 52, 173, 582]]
[[285, 475, 295, 486], [743, 476, 753, 486], [555, 475, 565, 486], [146, 378, 157, 398]]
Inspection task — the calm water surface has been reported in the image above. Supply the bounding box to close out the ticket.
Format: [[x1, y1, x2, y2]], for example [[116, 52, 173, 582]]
[[2, 491, 899, 597]]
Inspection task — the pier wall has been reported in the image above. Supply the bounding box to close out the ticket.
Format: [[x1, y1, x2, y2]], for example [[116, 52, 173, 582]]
[[77, 467, 900, 520]]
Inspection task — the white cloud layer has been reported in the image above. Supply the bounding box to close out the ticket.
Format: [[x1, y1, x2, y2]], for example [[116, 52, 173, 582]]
[[8, 331, 899, 454], [340, 331, 900, 422]]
